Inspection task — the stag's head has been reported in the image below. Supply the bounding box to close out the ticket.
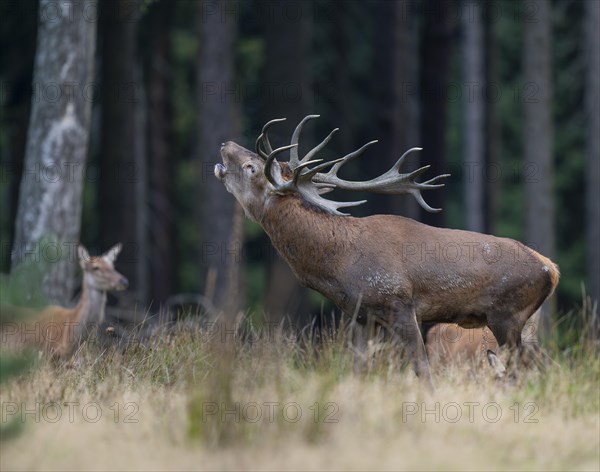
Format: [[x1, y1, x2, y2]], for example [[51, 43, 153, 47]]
[[78, 244, 129, 292], [215, 115, 450, 219], [216, 141, 272, 220]]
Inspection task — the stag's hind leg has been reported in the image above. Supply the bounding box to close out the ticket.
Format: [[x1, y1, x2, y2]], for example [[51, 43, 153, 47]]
[[486, 303, 540, 376]]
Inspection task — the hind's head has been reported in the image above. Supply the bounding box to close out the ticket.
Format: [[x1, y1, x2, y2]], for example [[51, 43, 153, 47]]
[[78, 244, 128, 292]]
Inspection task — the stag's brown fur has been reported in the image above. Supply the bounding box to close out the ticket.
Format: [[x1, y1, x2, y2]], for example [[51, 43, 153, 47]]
[[259, 194, 557, 333], [217, 140, 559, 385]]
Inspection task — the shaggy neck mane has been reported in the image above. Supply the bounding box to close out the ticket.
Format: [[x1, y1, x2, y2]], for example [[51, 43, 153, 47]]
[[259, 193, 358, 278], [261, 193, 340, 228]]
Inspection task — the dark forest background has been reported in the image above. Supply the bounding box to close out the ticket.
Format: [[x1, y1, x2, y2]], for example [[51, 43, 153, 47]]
[[0, 0, 598, 334]]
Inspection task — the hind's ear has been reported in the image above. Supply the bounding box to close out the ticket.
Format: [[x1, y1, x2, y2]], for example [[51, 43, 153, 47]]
[[487, 350, 506, 379], [77, 245, 90, 269], [103, 243, 122, 264]]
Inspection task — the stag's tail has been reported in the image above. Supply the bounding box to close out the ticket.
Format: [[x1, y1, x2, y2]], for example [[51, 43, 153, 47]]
[[534, 253, 560, 297]]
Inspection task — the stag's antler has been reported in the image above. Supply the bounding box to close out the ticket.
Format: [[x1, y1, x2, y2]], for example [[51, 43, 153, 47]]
[[255, 115, 450, 216]]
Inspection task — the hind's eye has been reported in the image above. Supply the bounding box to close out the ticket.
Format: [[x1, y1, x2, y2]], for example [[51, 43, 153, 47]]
[[93, 266, 100, 271]]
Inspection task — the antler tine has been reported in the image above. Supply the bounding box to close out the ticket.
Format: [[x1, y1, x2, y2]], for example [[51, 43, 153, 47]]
[[392, 147, 422, 172], [327, 140, 379, 176], [392, 148, 451, 188], [327, 197, 370, 216], [311, 147, 450, 213], [260, 114, 339, 169], [294, 140, 378, 189], [255, 116, 448, 215], [263, 117, 287, 132], [260, 118, 286, 155], [290, 115, 320, 167], [403, 164, 433, 181], [295, 141, 378, 184], [412, 191, 442, 213], [255, 134, 270, 160], [264, 143, 298, 189], [291, 159, 324, 185], [421, 173, 451, 186], [298, 156, 347, 180], [302, 128, 339, 164]]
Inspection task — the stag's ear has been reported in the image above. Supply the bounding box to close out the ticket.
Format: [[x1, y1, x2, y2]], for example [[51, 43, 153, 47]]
[[103, 243, 123, 264], [77, 245, 90, 269]]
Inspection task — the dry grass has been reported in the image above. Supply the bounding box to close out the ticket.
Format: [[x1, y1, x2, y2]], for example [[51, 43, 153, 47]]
[[1, 316, 599, 472]]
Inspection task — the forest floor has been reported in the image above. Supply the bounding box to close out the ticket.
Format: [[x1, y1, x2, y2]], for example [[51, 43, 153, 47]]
[[1, 317, 599, 472]]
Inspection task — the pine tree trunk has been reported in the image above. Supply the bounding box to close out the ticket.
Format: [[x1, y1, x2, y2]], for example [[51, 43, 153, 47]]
[[261, 0, 313, 326], [98, 0, 142, 307], [484, 12, 501, 234], [463, 2, 485, 233], [523, 0, 555, 339], [11, 0, 96, 304], [133, 63, 149, 306], [370, 0, 420, 219], [419, 0, 455, 227], [196, 0, 243, 316], [584, 0, 600, 332], [147, 0, 175, 306], [1, 0, 37, 273], [392, 2, 421, 220]]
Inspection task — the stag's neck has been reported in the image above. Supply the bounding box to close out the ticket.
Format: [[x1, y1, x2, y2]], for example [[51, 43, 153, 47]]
[[73, 276, 107, 336], [259, 195, 358, 279]]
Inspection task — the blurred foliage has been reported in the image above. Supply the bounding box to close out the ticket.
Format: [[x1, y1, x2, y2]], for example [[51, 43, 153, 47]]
[[0, 262, 39, 441], [0, 352, 33, 441], [0, 237, 52, 309]]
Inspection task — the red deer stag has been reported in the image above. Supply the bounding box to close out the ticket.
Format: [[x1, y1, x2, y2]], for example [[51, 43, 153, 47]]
[[214, 115, 559, 386]]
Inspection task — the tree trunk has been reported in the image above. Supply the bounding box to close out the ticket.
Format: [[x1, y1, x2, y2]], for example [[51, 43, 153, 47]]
[[133, 63, 149, 306], [11, 0, 96, 304], [146, 0, 175, 306], [196, 0, 243, 317], [584, 0, 600, 331], [523, 0, 555, 339], [370, 0, 420, 219], [419, 0, 455, 227], [98, 0, 142, 308], [484, 10, 501, 235], [0, 0, 37, 273], [463, 1, 485, 233], [260, 0, 313, 327]]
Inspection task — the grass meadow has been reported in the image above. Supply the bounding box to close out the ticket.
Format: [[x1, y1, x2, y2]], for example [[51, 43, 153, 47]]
[[1, 307, 599, 472]]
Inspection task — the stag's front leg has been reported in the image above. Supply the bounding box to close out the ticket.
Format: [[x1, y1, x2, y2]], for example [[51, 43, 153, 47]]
[[392, 307, 434, 391], [351, 320, 369, 374], [351, 315, 386, 374]]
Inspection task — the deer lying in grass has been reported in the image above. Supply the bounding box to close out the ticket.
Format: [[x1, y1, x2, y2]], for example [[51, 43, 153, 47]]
[[1, 244, 128, 360], [424, 323, 500, 369], [215, 115, 559, 387]]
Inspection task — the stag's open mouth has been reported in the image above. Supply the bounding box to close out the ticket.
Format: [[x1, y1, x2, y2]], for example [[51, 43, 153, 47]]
[[214, 163, 227, 180]]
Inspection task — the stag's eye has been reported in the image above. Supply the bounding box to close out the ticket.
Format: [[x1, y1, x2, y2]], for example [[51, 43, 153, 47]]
[[243, 163, 257, 176], [92, 266, 100, 271]]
